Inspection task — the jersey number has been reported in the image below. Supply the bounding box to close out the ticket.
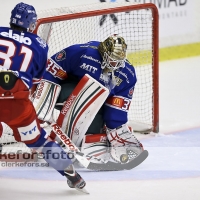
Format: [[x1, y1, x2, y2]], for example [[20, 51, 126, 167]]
[[122, 98, 131, 111], [0, 39, 33, 71]]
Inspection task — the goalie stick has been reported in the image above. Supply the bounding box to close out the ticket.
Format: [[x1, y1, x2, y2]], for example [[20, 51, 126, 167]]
[[50, 121, 148, 171], [87, 150, 148, 171]]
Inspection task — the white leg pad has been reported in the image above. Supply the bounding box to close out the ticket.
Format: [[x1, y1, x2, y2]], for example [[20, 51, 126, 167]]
[[57, 74, 109, 147], [81, 134, 110, 163]]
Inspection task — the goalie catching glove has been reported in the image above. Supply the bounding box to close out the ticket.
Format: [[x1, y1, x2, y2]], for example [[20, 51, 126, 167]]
[[106, 124, 143, 164], [81, 124, 143, 164]]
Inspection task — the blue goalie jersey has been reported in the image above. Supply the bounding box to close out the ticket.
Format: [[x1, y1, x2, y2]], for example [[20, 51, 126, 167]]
[[44, 41, 137, 129], [0, 27, 48, 89]]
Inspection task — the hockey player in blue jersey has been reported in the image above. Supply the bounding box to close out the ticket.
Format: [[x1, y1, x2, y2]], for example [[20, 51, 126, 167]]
[[0, 2, 87, 193], [33, 34, 144, 165]]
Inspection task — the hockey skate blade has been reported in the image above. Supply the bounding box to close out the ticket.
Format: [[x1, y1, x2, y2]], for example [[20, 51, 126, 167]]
[[75, 187, 90, 194]]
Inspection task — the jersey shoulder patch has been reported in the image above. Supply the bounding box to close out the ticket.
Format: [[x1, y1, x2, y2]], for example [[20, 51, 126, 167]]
[[35, 36, 47, 49]]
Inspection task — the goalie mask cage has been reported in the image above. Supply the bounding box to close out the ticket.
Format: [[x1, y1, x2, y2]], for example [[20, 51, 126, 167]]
[[0, 2, 158, 161]]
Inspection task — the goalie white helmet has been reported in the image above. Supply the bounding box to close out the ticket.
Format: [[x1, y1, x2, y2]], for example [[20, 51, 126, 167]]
[[98, 34, 127, 71]]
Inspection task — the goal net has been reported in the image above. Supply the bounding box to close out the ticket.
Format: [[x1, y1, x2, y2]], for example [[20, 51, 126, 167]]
[[0, 2, 159, 161], [35, 2, 159, 133]]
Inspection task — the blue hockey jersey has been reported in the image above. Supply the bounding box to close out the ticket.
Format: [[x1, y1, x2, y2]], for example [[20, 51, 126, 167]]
[[44, 41, 137, 129], [0, 27, 48, 89]]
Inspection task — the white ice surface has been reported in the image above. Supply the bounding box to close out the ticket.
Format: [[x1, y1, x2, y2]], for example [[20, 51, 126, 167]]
[[159, 56, 200, 134], [1, 1, 200, 199]]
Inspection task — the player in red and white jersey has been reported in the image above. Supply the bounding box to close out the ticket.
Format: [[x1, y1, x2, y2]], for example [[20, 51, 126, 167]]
[[0, 2, 86, 193]]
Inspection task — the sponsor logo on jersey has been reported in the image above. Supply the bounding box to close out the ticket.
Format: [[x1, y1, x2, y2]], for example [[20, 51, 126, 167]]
[[118, 71, 129, 83], [80, 45, 98, 50], [128, 87, 134, 98], [125, 66, 135, 77], [80, 45, 89, 48], [18, 120, 40, 141], [80, 63, 98, 74], [36, 37, 46, 49], [81, 54, 101, 64], [89, 45, 98, 50], [55, 50, 66, 61], [106, 96, 131, 112], [106, 97, 124, 108], [0, 30, 32, 45], [113, 97, 123, 107], [21, 126, 37, 135]]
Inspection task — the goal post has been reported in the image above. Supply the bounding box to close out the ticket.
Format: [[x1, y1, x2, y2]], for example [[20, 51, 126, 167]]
[[35, 2, 159, 134]]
